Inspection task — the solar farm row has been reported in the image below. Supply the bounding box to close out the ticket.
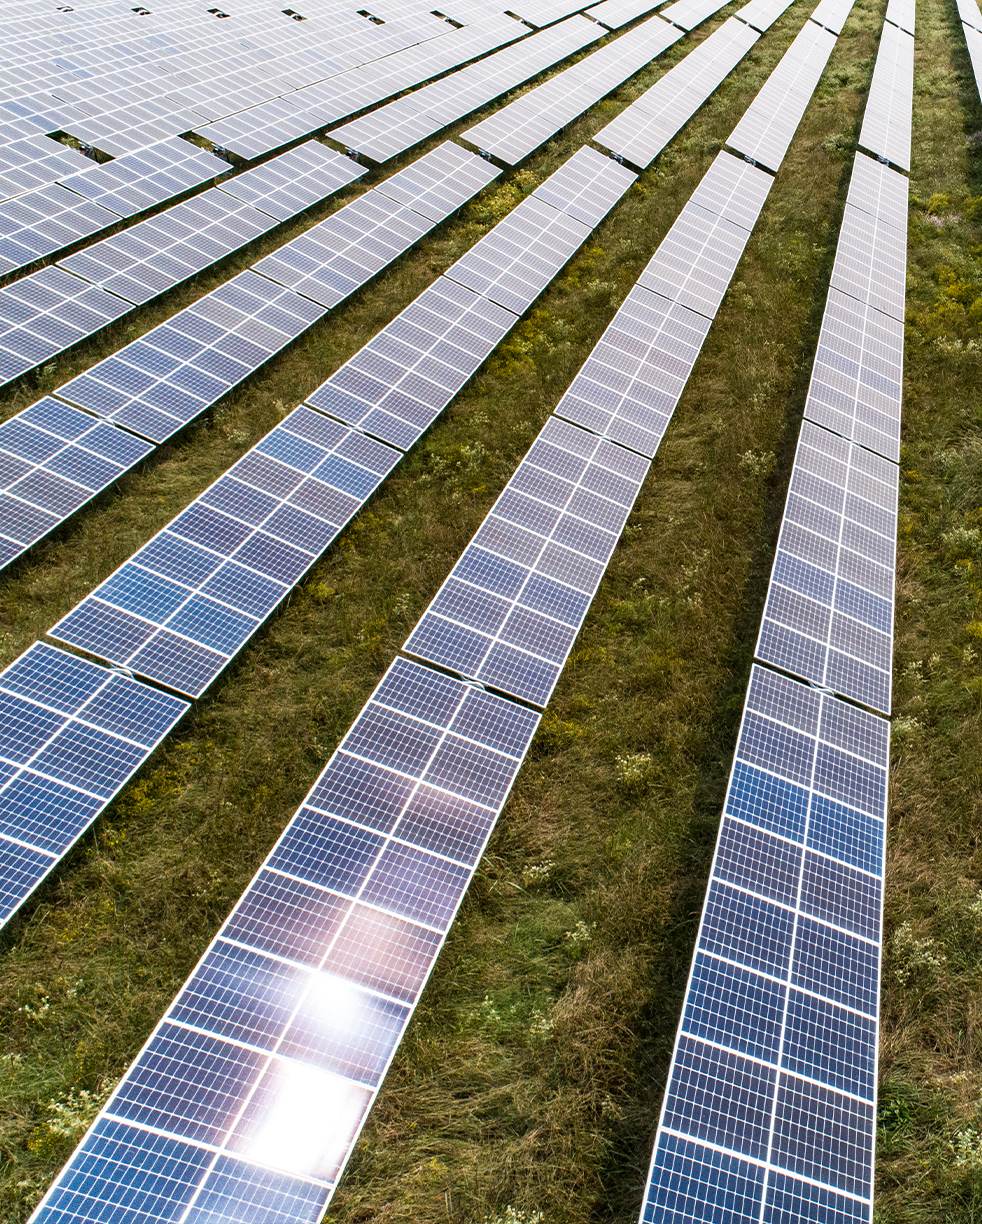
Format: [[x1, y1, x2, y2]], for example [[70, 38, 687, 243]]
[[0, 0, 770, 569], [25, 6, 844, 1220], [959, 0, 982, 101], [638, 5, 910, 1219]]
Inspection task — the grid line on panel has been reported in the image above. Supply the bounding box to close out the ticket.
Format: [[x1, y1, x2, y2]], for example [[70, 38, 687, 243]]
[[32, 657, 540, 1224], [857, 18, 914, 171], [734, 0, 798, 34]]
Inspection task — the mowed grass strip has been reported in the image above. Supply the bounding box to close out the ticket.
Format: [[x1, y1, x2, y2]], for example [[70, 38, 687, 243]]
[[0, 0, 890, 1219]]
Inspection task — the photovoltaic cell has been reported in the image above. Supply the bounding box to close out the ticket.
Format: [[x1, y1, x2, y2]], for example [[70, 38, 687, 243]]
[[593, 18, 760, 168], [857, 19, 913, 171], [726, 19, 838, 172], [885, 0, 915, 33], [808, 0, 857, 31], [49, 407, 400, 697], [0, 397, 154, 570], [828, 203, 907, 323], [755, 420, 897, 715], [587, 0, 665, 29], [0, 642, 188, 926], [404, 415, 649, 705], [462, 15, 684, 165], [640, 663, 887, 1221], [959, 0, 982, 32], [32, 657, 538, 1224]]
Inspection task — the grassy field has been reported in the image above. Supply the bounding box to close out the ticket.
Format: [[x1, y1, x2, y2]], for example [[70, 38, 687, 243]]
[[0, 0, 974, 1219]]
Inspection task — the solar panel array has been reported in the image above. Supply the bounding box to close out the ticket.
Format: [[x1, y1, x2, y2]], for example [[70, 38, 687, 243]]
[[0, 137, 222, 276], [0, 132, 93, 202], [640, 5, 909, 1218], [958, 0, 982, 33], [593, 17, 761, 168], [857, 18, 913, 171], [30, 4, 843, 1216], [0, 640, 188, 926], [462, 14, 685, 165], [0, 142, 497, 569], [0, 142, 365, 387], [726, 18, 837, 172], [329, 15, 602, 162]]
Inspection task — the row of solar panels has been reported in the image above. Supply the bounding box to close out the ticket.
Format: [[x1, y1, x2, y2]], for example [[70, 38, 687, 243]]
[[958, 0, 982, 104], [0, 0, 766, 571], [0, 143, 631, 935], [640, 4, 910, 1218], [0, 141, 365, 388], [3, 0, 524, 160], [0, 140, 499, 569], [25, 10, 841, 1220]]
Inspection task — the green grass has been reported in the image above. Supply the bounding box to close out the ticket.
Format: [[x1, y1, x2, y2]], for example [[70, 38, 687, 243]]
[[0, 0, 966, 1218]]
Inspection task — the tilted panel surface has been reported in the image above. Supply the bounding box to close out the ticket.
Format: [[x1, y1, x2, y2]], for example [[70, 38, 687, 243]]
[[755, 421, 898, 715], [0, 642, 188, 925], [857, 19, 914, 171], [733, 0, 798, 33], [0, 398, 153, 570], [963, 19, 982, 96], [726, 18, 838, 172], [808, 0, 856, 30], [959, 0, 982, 32], [50, 408, 401, 698], [827, 203, 907, 323], [587, 0, 666, 29], [462, 15, 684, 164], [640, 664, 887, 1223], [592, 18, 761, 168], [404, 416, 649, 705], [885, 0, 915, 32], [660, 0, 733, 30], [329, 16, 602, 162], [30, 657, 538, 1224]]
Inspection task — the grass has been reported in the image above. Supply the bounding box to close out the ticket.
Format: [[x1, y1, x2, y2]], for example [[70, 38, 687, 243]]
[[0, 0, 964, 1218]]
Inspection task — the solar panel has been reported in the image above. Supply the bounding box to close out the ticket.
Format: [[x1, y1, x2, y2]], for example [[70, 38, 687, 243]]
[[726, 19, 838, 172], [807, 0, 856, 31], [843, 149, 909, 230], [32, 656, 539, 1224], [0, 641, 188, 926], [755, 420, 897, 714], [592, 18, 761, 168], [857, 19, 913, 171], [885, 0, 915, 32], [959, 0, 982, 33], [404, 415, 648, 705], [329, 16, 602, 162], [964, 18, 982, 98], [57, 270, 328, 443], [463, 15, 684, 165], [733, 0, 797, 33], [49, 407, 401, 698], [640, 662, 887, 1223], [306, 275, 517, 449], [828, 202, 907, 322], [0, 397, 154, 571], [659, 0, 733, 30], [636, 153, 773, 318], [586, 0, 664, 30]]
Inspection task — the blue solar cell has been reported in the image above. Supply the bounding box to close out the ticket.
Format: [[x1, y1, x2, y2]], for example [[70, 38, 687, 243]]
[[807, 794, 884, 875], [201, 562, 286, 619], [782, 992, 876, 1098], [165, 596, 257, 655], [269, 813, 385, 894], [307, 755, 414, 834], [771, 1075, 873, 1198], [99, 563, 190, 622], [700, 882, 794, 978], [791, 917, 878, 1015], [278, 981, 408, 1083], [31, 722, 148, 797], [0, 774, 102, 854], [714, 819, 802, 906], [764, 1172, 870, 1224], [725, 761, 808, 841], [33, 1117, 212, 1224], [0, 838, 56, 922], [139, 532, 225, 587], [642, 1133, 764, 1224], [683, 953, 785, 1063], [183, 1155, 328, 1224]]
